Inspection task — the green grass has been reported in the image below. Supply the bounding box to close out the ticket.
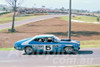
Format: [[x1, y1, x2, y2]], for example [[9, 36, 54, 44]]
[[0, 48, 15, 51], [0, 13, 43, 24], [0, 25, 23, 32], [0, 28, 10, 32], [60, 16, 99, 22], [81, 40, 100, 45], [81, 45, 100, 48], [81, 40, 100, 48], [0, 15, 41, 22], [73, 66, 100, 67]]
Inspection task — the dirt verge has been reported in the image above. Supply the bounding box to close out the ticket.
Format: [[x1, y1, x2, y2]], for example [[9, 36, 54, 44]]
[[0, 18, 100, 48]]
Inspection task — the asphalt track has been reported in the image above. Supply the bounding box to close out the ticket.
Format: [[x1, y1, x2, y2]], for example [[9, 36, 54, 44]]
[[0, 48, 100, 67], [0, 15, 65, 30]]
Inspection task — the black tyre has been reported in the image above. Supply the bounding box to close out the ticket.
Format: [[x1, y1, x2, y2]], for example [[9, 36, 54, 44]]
[[63, 47, 74, 54], [73, 50, 79, 54], [24, 47, 33, 55]]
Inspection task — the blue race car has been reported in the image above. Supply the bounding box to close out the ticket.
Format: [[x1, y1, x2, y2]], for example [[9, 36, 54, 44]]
[[14, 35, 80, 54]]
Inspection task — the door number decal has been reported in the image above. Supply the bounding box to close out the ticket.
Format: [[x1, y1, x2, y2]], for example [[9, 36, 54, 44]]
[[44, 45, 52, 51]]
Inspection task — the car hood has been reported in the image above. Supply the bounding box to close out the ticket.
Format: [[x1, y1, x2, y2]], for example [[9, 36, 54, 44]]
[[15, 37, 33, 44], [60, 39, 80, 44]]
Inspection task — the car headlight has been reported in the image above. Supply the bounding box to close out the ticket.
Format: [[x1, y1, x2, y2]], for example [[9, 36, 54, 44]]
[[15, 47, 21, 50]]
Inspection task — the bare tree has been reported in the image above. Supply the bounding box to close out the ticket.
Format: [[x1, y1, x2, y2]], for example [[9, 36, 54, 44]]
[[3, 7, 8, 12], [5, 0, 24, 32]]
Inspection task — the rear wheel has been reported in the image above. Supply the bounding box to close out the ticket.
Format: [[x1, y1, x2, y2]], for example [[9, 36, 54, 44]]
[[63, 47, 74, 54], [24, 47, 33, 55]]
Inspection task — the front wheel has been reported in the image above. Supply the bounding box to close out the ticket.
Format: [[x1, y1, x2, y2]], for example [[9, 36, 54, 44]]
[[63, 47, 74, 54], [24, 47, 33, 55]]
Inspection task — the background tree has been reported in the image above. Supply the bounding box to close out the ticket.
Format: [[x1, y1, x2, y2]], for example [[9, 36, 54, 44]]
[[60, 7, 66, 12], [2, 7, 8, 12], [5, 0, 24, 32], [42, 6, 45, 8], [97, 17, 100, 22]]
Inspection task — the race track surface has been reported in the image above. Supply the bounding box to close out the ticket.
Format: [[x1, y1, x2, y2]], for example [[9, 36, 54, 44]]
[[0, 15, 65, 30], [0, 48, 100, 67]]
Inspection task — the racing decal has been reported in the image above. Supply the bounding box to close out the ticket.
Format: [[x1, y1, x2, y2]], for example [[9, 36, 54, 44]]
[[44, 45, 53, 51], [32, 44, 59, 50], [53, 45, 59, 47], [21, 38, 33, 45], [32, 45, 44, 49], [66, 44, 73, 46], [37, 45, 44, 49]]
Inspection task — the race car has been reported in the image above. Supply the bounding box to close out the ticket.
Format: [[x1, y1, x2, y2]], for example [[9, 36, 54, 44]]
[[14, 35, 80, 54]]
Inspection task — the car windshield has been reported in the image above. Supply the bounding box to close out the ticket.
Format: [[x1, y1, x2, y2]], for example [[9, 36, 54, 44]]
[[54, 36, 61, 42]]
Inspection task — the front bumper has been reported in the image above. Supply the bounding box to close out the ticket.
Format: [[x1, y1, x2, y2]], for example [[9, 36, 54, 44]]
[[79, 47, 80, 50], [14, 46, 23, 50]]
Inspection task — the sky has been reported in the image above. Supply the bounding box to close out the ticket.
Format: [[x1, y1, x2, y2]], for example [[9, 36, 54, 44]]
[[0, 0, 100, 11]]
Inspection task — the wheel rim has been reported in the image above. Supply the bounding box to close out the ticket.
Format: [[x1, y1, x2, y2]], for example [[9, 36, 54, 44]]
[[25, 47, 33, 54], [64, 47, 73, 53]]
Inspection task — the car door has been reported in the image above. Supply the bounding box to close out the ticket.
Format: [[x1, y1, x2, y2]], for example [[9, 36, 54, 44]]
[[32, 37, 61, 52], [41, 41, 60, 52]]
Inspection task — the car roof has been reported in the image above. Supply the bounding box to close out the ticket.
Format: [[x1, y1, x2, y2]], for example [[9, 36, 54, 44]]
[[34, 35, 55, 38]]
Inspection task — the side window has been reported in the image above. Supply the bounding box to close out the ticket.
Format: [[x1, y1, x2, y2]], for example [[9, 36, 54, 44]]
[[34, 38, 44, 42], [33, 37, 57, 43], [44, 37, 55, 43], [34, 38, 39, 42], [47, 38, 53, 42]]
